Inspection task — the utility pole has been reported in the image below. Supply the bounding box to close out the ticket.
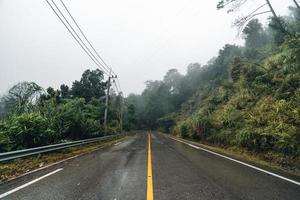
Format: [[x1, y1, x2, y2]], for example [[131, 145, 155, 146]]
[[103, 74, 111, 129], [119, 92, 124, 133]]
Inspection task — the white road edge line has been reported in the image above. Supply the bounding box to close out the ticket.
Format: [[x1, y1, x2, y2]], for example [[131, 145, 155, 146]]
[[188, 144, 201, 149], [170, 137, 300, 186], [0, 168, 63, 199]]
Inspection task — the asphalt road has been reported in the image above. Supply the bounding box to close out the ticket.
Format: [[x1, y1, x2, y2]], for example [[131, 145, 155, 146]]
[[0, 132, 299, 200]]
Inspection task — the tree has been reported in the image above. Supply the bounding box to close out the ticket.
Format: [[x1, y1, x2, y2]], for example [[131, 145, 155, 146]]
[[268, 16, 289, 45], [71, 69, 106, 101], [60, 84, 70, 98], [125, 93, 148, 129], [124, 104, 136, 130], [3, 82, 43, 114], [231, 57, 243, 82], [46, 87, 56, 98], [279, 7, 300, 42], [217, 0, 290, 35], [163, 69, 183, 94], [0, 113, 56, 150], [242, 19, 268, 49], [0, 96, 13, 119]]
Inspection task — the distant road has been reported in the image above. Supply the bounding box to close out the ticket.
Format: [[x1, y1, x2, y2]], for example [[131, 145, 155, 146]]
[[0, 132, 299, 200]]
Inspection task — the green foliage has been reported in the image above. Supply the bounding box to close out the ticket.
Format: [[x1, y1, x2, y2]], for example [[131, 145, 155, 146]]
[[123, 104, 137, 131], [125, 18, 300, 158], [127, 44, 243, 129], [214, 106, 241, 129], [124, 9, 300, 159], [231, 57, 243, 82], [179, 123, 188, 139], [172, 35, 300, 156], [71, 69, 106, 101], [0, 113, 56, 151], [157, 114, 176, 133], [243, 19, 269, 49], [53, 98, 103, 139], [60, 84, 70, 98], [0, 68, 122, 152]]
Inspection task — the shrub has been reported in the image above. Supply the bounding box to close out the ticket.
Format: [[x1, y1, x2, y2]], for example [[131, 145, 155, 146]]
[[219, 107, 240, 128], [180, 123, 188, 138], [0, 122, 10, 152], [208, 130, 234, 145], [235, 129, 263, 151], [0, 113, 56, 151]]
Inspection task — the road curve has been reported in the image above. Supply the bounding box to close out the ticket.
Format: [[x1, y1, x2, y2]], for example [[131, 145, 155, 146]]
[[0, 132, 299, 200]]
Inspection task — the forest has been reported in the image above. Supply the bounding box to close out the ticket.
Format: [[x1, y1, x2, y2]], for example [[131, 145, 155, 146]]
[[126, 2, 300, 162], [0, 69, 123, 152], [0, 0, 299, 165]]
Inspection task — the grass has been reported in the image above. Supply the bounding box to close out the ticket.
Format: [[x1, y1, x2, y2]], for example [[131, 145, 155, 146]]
[[0, 135, 130, 183], [169, 134, 300, 178]]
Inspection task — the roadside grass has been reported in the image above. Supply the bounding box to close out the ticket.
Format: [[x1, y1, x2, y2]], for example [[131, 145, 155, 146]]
[[0, 135, 130, 183], [168, 134, 300, 177]]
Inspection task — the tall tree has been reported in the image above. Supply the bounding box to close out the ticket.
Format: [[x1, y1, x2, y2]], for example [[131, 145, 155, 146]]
[[242, 19, 268, 49], [46, 87, 56, 98], [3, 82, 43, 114], [163, 69, 183, 94], [60, 84, 70, 98], [71, 69, 106, 101], [124, 104, 136, 130]]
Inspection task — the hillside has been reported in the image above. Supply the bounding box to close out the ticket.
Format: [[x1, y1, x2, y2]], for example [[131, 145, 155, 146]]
[[125, 8, 300, 171], [173, 36, 300, 168]]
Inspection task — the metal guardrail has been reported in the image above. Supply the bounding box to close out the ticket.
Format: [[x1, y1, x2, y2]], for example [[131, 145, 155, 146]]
[[0, 134, 120, 162]]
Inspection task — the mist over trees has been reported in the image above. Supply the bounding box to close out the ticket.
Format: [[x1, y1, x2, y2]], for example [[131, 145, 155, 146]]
[[125, 5, 300, 162], [0, 1, 299, 169]]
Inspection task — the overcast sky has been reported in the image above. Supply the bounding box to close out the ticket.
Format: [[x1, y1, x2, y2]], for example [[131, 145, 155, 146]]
[[0, 0, 291, 96]]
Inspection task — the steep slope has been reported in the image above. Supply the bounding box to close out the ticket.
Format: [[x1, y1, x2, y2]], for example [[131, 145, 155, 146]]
[[172, 36, 300, 169]]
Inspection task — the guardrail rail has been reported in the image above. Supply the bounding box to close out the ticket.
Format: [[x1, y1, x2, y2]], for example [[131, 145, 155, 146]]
[[0, 134, 122, 162]]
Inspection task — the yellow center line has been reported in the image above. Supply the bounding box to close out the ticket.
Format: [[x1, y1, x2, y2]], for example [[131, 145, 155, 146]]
[[147, 133, 154, 200]]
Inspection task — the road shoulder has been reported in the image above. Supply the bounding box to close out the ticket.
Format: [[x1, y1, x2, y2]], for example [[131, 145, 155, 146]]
[[160, 133, 300, 182]]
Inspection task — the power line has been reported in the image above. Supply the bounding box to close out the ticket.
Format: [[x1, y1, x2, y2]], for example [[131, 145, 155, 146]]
[[60, 0, 123, 94], [48, 0, 111, 76], [47, 0, 123, 95], [46, 0, 124, 131], [46, 0, 111, 75], [59, 0, 113, 75], [59, 0, 122, 93], [58, 0, 123, 92], [46, 0, 123, 109]]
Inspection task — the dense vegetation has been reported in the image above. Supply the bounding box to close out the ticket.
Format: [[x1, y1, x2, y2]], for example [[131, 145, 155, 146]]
[[0, 1, 299, 167], [0, 69, 123, 152], [126, 5, 300, 160]]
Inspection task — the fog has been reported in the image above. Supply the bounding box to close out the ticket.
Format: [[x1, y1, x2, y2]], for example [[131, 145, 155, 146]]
[[0, 0, 290, 96]]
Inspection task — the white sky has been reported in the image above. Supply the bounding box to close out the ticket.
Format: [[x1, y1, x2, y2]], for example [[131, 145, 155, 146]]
[[0, 0, 291, 96]]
